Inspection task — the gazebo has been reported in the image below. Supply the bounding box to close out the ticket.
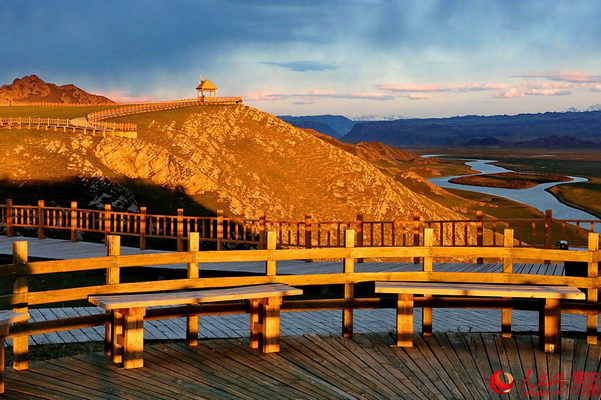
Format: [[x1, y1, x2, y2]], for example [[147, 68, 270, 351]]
[[196, 77, 218, 99]]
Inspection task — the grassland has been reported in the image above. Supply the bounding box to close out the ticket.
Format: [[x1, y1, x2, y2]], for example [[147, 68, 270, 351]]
[[449, 172, 572, 189], [407, 148, 601, 219]]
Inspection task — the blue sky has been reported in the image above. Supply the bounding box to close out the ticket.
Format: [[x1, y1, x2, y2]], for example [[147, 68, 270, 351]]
[[2, 0, 601, 118]]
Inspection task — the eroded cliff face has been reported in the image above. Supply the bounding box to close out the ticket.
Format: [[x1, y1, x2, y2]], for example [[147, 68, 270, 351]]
[[89, 104, 463, 221]]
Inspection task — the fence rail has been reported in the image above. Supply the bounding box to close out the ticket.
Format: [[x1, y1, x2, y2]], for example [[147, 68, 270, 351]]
[[87, 97, 243, 122], [1, 228, 600, 371], [1, 199, 599, 252]]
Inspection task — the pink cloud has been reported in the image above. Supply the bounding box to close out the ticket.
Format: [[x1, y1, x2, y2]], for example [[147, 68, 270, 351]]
[[93, 90, 157, 103], [243, 90, 394, 101], [514, 70, 601, 83], [407, 93, 433, 100], [525, 89, 571, 96], [378, 82, 506, 93]]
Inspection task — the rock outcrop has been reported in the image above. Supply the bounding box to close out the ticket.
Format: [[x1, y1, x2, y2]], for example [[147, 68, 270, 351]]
[[0, 75, 113, 105]]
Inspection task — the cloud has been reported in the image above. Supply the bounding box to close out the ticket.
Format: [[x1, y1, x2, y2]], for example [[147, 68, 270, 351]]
[[512, 70, 601, 83], [407, 93, 433, 100], [258, 61, 338, 72], [244, 90, 394, 102], [378, 83, 506, 93], [92, 90, 158, 103], [525, 89, 571, 96]]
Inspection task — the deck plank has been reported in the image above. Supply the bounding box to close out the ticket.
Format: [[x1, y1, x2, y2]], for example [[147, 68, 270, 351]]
[[4, 333, 601, 399]]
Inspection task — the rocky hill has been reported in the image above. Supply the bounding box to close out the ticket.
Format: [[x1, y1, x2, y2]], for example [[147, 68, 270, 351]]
[[0, 104, 466, 223], [306, 130, 435, 165], [0, 75, 114, 105]]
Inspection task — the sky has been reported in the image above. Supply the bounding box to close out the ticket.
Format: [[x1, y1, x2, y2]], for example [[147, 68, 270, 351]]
[[2, 0, 601, 119]]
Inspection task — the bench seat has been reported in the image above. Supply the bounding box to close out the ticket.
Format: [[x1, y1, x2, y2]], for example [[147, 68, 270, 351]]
[[89, 284, 302, 369], [375, 282, 585, 353], [0, 311, 30, 394]]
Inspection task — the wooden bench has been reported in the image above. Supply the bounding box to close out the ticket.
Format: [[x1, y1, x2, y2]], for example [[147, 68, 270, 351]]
[[0, 311, 30, 394], [89, 283, 302, 369], [375, 281, 586, 353]]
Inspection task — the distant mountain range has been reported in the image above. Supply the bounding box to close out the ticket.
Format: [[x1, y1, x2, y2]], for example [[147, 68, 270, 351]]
[[341, 109, 601, 148], [277, 115, 357, 138], [280, 106, 601, 148], [0, 75, 114, 105]]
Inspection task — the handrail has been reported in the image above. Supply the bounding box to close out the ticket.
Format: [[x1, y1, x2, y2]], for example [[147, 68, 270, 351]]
[[2, 228, 599, 370], [1, 199, 599, 251]]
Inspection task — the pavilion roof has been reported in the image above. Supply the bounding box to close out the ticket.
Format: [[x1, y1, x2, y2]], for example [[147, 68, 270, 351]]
[[196, 79, 218, 90]]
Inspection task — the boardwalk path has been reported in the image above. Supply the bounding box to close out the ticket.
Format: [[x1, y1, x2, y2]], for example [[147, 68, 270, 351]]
[[5, 333, 601, 399], [0, 236, 598, 346]]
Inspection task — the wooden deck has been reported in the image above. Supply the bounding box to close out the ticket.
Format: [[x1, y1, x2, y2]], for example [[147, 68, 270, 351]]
[[3, 332, 600, 399]]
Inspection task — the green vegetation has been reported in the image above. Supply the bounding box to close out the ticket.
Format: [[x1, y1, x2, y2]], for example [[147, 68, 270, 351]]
[[449, 172, 572, 189]]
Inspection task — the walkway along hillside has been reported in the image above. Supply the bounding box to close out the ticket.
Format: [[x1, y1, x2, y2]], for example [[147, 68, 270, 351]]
[[0, 95, 243, 139], [1, 199, 599, 252]]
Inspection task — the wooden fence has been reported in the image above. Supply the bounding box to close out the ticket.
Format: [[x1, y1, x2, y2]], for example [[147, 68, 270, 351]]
[[1, 228, 599, 371], [0, 117, 137, 138], [87, 97, 243, 122], [1, 200, 599, 251], [0, 102, 116, 107]]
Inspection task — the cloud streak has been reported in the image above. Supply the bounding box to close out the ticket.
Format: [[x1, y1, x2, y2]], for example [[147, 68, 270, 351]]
[[258, 61, 338, 72], [244, 90, 394, 102]]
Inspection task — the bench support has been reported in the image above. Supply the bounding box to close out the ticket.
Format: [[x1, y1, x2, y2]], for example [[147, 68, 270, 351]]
[[396, 294, 414, 347], [112, 307, 146, 369], [540, 298, 561, 353], [250, 297, 282, 353]]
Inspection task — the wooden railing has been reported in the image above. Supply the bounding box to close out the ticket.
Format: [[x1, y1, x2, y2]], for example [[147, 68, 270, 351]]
[[87, 97, 243, 122], [0, 117, 137, 138], [1, 229, 599, 371], [0, 102, 116, 107], [1, 200, 599, 251]]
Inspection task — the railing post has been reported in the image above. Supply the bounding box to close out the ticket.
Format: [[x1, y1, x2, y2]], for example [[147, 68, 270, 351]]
[[476, 210, 484, 264], [343, 229, 355, 337], [356, 214, 364, 263], [544, 210, 553, 248], [587, 232, 599, 345], [216, 210, 224, 251], [70, 201, 78, 242], [139, 207, 147, 250], [12, 241, 29, 370], [177, 208, 184, 252], [103, 204, 112, 243], [106, 235, 121, 359], [37, 200, 45, 239], [502, 229, 514, 338], [422, 228, 433, 336], [304, 215, 313, 262], [266, 231, 277, 276], [258, 211, 266, 249], [413, 212, 421, 264], [6, 199, 13, 237], [544, 210, 553, 264], [187, 232, 200, 346]]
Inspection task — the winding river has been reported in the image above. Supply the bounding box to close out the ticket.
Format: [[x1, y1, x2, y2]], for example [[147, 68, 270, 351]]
[[427, 158, 598, 221]]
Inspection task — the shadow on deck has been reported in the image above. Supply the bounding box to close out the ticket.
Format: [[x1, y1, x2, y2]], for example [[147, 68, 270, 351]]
[[4, 332, 601, 399]]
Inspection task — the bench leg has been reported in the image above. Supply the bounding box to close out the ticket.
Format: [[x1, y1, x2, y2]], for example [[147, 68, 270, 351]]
[[250, 297, 282, 353], [501, 299, 512, 338], [187, 314, 199, 346], [396, 294, 414, 347], [422, 296, 432, 336], [540, 298, 561, 353], [111, 311, 124, 365], [121, 308, 146, 369]]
